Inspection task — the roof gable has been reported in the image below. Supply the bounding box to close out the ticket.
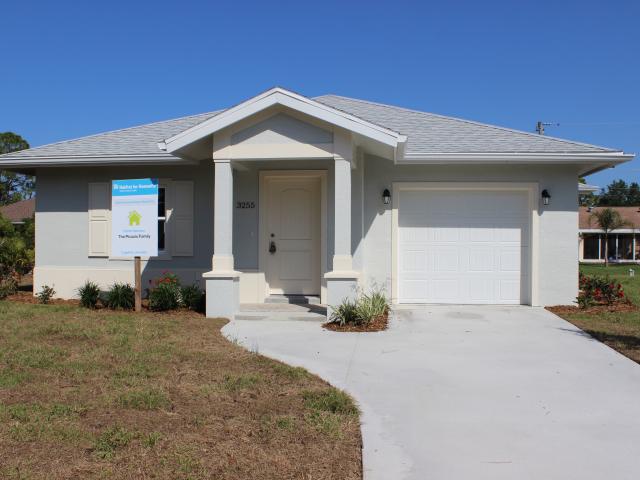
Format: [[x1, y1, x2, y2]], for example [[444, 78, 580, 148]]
[[159, 87, 407, 156]]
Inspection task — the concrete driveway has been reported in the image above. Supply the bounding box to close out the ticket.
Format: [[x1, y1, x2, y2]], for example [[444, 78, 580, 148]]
[[222, 306, 640, 480]]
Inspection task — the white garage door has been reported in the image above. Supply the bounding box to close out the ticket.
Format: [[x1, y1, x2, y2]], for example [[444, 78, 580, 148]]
[[398, 189, 529, 304]]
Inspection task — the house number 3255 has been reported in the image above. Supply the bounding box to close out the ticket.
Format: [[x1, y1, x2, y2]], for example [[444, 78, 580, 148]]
[[236, 201, 255, 209]]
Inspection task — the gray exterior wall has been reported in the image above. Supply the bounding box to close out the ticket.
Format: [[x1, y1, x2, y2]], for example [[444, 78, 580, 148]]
[[35, 158, 579, 305]]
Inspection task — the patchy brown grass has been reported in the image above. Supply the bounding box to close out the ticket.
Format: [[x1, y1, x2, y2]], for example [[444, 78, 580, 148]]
[[0, 301, 362, 479]]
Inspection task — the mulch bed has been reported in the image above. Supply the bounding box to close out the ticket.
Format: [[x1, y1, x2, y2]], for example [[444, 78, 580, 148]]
[[5, 291, 79, 306], [323, 313, 388, 332], [547, 301, 638, 315], [3, 291, 204, 317]]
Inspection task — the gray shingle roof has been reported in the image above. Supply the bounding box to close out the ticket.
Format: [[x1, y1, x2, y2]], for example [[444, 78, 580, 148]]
[[3, 110, 222, 159], [314, 95, 615, 154], [0, 93, 617, 161]]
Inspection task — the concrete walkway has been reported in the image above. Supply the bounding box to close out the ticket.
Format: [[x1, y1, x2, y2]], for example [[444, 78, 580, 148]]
[[222, 306, 640, 480]]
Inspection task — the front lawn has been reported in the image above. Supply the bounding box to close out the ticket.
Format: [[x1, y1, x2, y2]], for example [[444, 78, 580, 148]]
[[552, 264, 640, 364], [0, 302, 361, 479]]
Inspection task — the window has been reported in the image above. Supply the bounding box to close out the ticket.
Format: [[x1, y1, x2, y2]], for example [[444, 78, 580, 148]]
[[158, 187, 166, 251], [87, 180, 193, 259], [583, 234, 600, 260]]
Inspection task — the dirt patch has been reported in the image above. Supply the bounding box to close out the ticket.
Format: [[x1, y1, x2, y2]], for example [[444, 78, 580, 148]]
[[323, 313, 388, 332], [0, 302, 362, 479], [6, 290, 79, 306], [547, 301, 638, 316]]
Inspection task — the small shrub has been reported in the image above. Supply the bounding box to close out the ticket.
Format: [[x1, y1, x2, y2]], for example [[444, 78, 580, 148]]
[[577, 273, 625, 308], [147, 271, 182, 311], [329, 286, 390, 326], [77, 280, 101, 309], [181, 284, 204, 311], [329, 299, 359, 326], [0, 277, 17, 300], [105, 282, 135, 310], [149, 283, 180, 311], [37, 285, 56, 304]]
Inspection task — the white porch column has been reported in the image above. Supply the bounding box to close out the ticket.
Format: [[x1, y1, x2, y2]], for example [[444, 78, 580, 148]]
[[325, 155, 359, 306], [203, 159, 239, 318], [212, 159, 234, 271], [333, 157, 353, 271]]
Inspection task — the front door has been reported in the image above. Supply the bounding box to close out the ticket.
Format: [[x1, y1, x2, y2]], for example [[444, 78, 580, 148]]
[[264, 175, 321, 295]]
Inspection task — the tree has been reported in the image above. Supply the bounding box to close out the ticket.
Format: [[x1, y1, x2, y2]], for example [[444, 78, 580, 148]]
[[0, 213, 34, 297], [0, 132, 34, 206], [589, 208, 632, 266], [597, 179, 640, 206]]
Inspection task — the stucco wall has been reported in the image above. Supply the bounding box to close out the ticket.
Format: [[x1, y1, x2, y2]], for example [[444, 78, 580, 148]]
[[35, 163, 215, 295], [35, 158, 579, 305], [359, 156, 580, 306]]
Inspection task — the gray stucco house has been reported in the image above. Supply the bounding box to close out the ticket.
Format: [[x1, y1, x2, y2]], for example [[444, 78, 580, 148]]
[[0, 88, 632, 317]]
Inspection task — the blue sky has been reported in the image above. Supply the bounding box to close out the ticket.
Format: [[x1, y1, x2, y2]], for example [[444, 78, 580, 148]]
[[1, 0, 638, 187]]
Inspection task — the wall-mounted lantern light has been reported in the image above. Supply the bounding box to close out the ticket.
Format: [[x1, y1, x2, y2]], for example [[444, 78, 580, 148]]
[[541, 189, 551, 206], [383, 188, 391, 205]]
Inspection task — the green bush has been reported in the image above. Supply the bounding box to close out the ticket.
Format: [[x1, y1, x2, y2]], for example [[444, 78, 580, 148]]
[[0, 277, 17, 300], [180, 284, 204, 311], [577, 273, 625, 308], [36, 285, 56, 304], [329, 287, 390, 326], [77, 280, 101, 309], [148, 282, 180, 311], [0, 213, 34, 292], [105, 283, 135, 310]]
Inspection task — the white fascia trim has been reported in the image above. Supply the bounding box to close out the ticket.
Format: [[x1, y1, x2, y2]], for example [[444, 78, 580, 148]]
[[160, 87, 406, 153], [580, 229, 638, 234], [0, 154, 197, 168], [400, 152, 633, 163]]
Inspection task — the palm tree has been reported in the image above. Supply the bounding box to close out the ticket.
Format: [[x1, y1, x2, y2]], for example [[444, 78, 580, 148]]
[[589, 208, 632, 266]]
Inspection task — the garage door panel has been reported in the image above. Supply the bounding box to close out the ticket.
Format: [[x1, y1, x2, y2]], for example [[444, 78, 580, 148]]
[[468, 247, 495, 272], [398, 189, 529, 305]]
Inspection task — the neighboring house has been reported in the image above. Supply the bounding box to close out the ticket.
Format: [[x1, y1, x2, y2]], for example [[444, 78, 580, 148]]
[[579, 206, 639, 263], [0, 198, 35, 225], [578, 183, 601, 194], [0, 87, 633, 317]]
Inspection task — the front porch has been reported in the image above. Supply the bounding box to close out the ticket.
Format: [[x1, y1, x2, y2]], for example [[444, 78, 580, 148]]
[[159, 89, 405, 318]]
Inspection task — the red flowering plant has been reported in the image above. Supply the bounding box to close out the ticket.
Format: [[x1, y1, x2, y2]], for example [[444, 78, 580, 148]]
[[577, 273, 625, 308], [146, 271, 182, 311], [150, 270, 180, 288]]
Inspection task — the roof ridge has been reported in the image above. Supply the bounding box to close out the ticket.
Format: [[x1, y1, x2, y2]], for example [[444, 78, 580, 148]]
[[9, 109, 223, 155], [315, 94, 617, 153]]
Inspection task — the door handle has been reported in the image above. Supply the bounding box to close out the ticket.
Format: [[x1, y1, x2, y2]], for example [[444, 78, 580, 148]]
[[269, 241, 277, 254]]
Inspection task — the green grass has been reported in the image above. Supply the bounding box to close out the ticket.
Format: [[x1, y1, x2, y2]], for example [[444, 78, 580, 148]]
[[553, 264, 640, 364], [580, 263, 640, 304]]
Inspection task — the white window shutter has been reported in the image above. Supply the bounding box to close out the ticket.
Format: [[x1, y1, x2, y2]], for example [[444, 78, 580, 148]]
[[172, 181, 194, 256], [88, 182, 110, 257]]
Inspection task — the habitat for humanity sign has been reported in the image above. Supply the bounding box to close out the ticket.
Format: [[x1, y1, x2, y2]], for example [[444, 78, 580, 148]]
[[111, 179, 158, 257]]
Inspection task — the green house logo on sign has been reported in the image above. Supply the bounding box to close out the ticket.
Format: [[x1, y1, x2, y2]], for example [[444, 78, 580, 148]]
[[128, 210, 142, 226]]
